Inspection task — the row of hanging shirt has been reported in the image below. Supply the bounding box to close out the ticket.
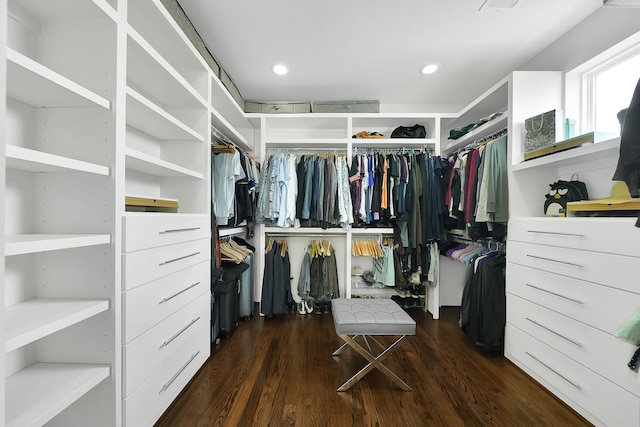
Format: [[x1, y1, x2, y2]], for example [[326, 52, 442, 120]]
[[444, 128, 509, 240], [255, 152, 354, 229], [211, 128, 260, 228]]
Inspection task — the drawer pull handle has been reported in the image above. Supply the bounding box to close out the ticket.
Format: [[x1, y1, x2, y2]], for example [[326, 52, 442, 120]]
[[525, 284, 584, 305], [526, 351, 582, 390], [159, 227, 201, 234], [159, 251, 200, 266], [159, 282, 200, 304], [527, 230, 584, 237], [526, 317, 583, 348], [525, 254, 583, 268], [159, 317, 200, 349], [159, 351, 200, 394]]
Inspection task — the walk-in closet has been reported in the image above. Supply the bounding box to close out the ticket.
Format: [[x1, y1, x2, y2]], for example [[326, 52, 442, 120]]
[[3, 1, 640, 426]]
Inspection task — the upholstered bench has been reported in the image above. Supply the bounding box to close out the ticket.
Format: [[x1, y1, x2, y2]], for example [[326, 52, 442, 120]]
[[331, 298, 416, 392]]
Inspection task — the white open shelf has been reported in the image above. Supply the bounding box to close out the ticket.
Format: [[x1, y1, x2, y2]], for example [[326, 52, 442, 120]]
[[17, 0, 117, 22], [211, 107, 251, 151], [125, 147, 204, 179], [5, 299, 110, 353], [264, 139, 350, 150], [6, 48, 110, 109], [263, 227, 348, 235], [127, 29, 206, 109], [350, 228, 394, 235], [5, 363, 110, 427], [126, 87, 204, 142], [127, 0, 209, 99], [442, 113, 508, 155], [511, 136, 620, 171], [6, 145, 110, 175], [5, 234, 111, 256], [351, 138, 437, 150]]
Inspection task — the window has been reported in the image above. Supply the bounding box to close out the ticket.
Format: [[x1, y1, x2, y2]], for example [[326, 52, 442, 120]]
[[591, 50, 640, 133], [565, 31, 640, 140]]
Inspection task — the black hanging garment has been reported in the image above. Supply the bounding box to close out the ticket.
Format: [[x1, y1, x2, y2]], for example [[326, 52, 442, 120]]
[[613, 77, 640, 199]]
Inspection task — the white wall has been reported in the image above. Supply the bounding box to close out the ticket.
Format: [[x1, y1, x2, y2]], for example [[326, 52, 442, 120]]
[[520, 7, 640, 72]]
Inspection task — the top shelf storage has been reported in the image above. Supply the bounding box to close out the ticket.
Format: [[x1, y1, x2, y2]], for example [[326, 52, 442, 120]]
[[210, 74, 256, 151], [259, 114, 440, 150], [127, 0, 209, 101], [441, 80, 508, 155]]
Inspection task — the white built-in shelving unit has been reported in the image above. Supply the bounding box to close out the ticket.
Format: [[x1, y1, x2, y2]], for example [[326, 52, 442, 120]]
[[2, 0, 255, 424], [441, 70, 640, 426], [4, 0, 117, 426], [249, 113, 445, 308]]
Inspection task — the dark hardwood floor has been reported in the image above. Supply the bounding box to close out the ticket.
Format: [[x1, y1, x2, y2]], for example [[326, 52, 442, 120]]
[[155, 305, 591, 427]]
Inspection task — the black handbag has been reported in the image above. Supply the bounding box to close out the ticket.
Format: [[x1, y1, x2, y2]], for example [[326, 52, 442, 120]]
[[544, 174, 588, 217], [390, 124, 426, 138]]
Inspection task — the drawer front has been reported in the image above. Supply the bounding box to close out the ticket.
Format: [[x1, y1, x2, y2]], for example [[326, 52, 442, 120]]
[[123, 292, 209, 397], [508, 217, 640, 257], [507, 262, 640, 333], [123, 213, 209, 252], [508, 240, 638, 294], [505, 324, 640, 427], [123, 238, 209, 290], [508, 294, 640, 397], [123, 260, 209, 343], [123, 324, 209, 427]]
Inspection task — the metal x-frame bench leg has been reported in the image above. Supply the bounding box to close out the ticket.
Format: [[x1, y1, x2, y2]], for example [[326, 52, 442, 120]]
[[332, 334, 411, 392]]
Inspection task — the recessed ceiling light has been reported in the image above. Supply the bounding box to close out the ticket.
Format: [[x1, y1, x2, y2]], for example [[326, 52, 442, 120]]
[[420, 64, 439, 75], [272, 64, 288, 75]]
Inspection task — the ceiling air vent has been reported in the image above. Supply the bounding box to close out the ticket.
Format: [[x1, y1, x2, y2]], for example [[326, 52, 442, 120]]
[[478, 0, 519, 10]]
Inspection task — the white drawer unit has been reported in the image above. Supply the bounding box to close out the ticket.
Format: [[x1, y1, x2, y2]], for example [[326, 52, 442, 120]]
[[509, 240, 638, 294], [123, 260, 209, 343], [507, 262, 640, 334], [123, 213, 209, 252], [123, 292, 209, 397], [506, 324, 640, 427], [122, 238, 210, 291], [508, 217, 640, 257], [508, 293, 640, 397], [506, 217, 640, 426], [123, 322, 209, 427]]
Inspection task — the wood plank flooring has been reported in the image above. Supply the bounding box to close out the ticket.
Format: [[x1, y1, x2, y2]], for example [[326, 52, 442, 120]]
[[155, 305, 591, 427]]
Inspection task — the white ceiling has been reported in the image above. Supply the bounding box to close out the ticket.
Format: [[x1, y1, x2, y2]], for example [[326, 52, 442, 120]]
[[179, 0, 604, 109]]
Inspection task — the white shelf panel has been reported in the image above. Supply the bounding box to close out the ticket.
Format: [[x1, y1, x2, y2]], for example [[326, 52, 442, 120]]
[[5, 363, 110, 427], [126, 87, 204, 142], [17, 0, 117, 21], [511, 136, 620, 171], [125, 147, 204, 179], [5, 234, 111, 256], [127, 29, 206, 109], [263, 227, 348, 235], [6, 48, 110, 109], [352, 139, 437, 150], [5, 299, 110, 353], [350, 228, 395, 235], [211, 107, 251, 151], [128, 0, 208, 96], [264, 139, 350, 150], [6, 145, 110, 175], [442, 113, 508, 155], [218, 226, 247, 237]]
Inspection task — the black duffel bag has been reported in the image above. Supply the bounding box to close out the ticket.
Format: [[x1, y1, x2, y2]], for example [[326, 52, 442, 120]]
[[390, 124, 426, 138]]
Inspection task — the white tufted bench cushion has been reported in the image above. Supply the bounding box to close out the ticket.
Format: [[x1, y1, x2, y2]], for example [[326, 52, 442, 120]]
[[331, 298, 416, 336]]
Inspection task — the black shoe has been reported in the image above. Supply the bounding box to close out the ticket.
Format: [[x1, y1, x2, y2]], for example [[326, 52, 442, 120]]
[[410, 286, 420, 299], [418, 285, 426, 299]]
